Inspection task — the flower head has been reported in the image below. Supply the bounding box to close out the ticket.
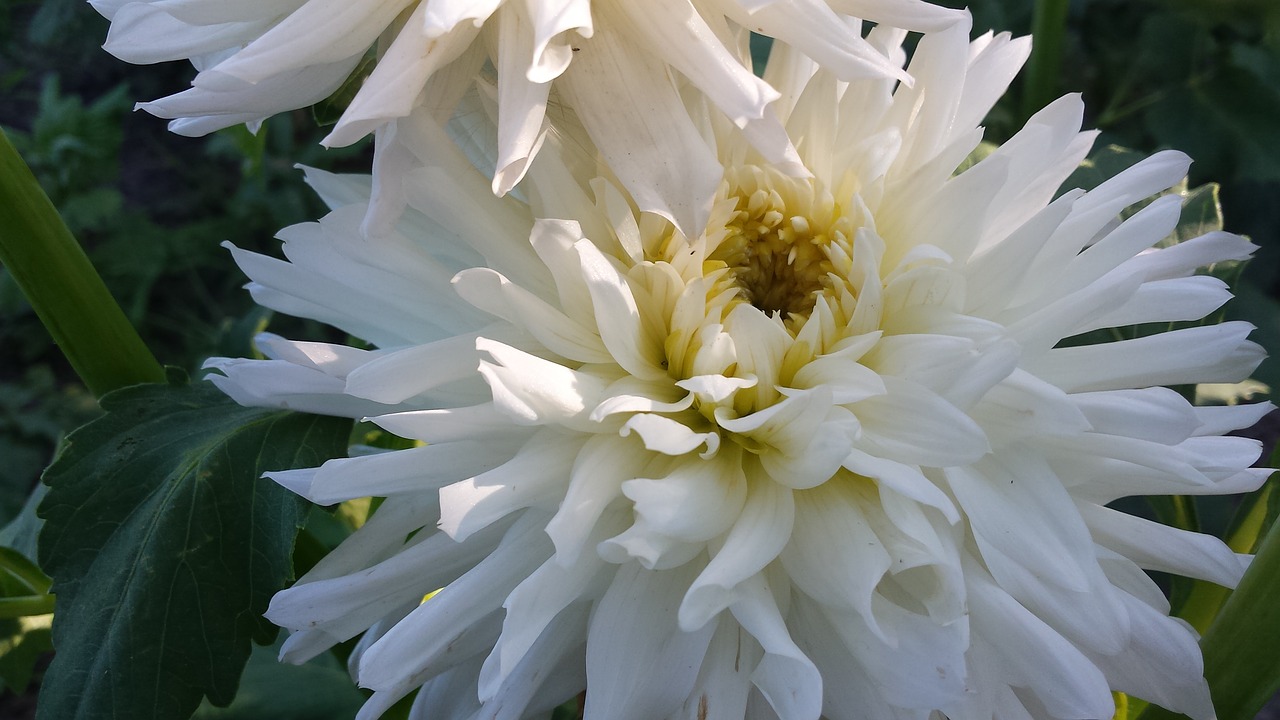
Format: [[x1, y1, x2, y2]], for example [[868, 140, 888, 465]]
[[93, 0, 962, 234], [210, 16, 1269, 720]]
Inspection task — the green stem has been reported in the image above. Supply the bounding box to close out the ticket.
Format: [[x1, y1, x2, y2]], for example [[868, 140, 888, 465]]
[[0, 129, 164, 397], [1021, 0, 1070, 122]]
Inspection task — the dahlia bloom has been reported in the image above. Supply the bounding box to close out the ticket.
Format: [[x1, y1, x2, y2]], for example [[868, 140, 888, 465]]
[[209, 16, 1268, 720], [92, 0, 963, 234]]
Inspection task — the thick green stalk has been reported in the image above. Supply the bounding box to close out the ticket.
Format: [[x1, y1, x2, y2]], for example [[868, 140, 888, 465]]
[[0, 129, 164, 396], [1022, 0, 1070, 122]]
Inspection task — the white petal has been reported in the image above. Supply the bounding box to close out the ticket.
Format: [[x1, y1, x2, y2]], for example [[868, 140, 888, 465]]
[[476, 338, 611, 429], [141, 55, 359, 136], [945, 455, 1097, 593], [612, 0, 783, 128], [491, 1, 552, 195], [357, 513, 551, 690], [266, 521, 508, 642], [1030, 322, 1264, 393], [477, 605, 589, 719], [621, 413, 721, 457], [680, 472, 794, 631], [204, 358, 400, 418], [559, 18, 720, 237], [591, 376, 694, 421], [453, 268, 612, 364], [853, 376, 990, 467], [842, 448, 959, 523], [369, 403, 529, 443], [214, 0, 414, 82], [1081, 503, 1250, 588], [673, 616, 758, 720], [1086, 590, 1215, 720], [343, 331, 486, 403], [325, 13, 480, 146], [584, 561, 716, 720], [439, 430, 582, 541], [1192, 402, 1275, 437], [574, 238, 667, 380], [524, 0, 593, 84], [483, 549, 610, 700], [730, 575, 822, 720], [622, 445, 748, 543], [545, 434, 650, 564], [782, 483, 891, 628], [965, 561, 1114, 719], [295, 440, 517, 505], [1070, 387, 1200, 443]]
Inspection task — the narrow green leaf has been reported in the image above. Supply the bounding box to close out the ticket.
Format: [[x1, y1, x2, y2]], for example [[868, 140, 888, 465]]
[[0, 129, 164, 397], [1140, 470, 1280, 720], [0, 546, 50, 597], [36, 378, 351, 720], [1178, 476, 1278, 634], [0, 614, 52, 694], [0, 595, 55, 618]]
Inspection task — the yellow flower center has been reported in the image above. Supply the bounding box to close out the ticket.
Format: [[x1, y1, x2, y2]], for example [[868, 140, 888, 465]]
[[708, 166, 856, 327]]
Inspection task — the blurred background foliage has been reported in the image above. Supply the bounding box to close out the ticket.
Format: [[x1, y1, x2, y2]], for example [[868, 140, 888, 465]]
[[0, 0, 371, 534], [0, 0, 1279, 716]]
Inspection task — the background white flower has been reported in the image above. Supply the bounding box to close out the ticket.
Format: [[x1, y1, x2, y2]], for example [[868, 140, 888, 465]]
[[208, 14, 1269, 720], [92, 0, 962, 235]]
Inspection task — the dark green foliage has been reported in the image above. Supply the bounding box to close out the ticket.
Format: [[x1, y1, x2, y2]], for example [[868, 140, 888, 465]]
[[35, 377, 351, 720], [190, 638, 365, 720]]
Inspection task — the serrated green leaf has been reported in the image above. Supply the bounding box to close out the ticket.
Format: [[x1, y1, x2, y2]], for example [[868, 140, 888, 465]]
[[36, 379, 351, 720]]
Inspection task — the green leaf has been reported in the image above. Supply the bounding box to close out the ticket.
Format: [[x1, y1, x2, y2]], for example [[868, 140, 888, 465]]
[[36, 378, 351, 720], [191, 636, 364, 720], [1145, 66, 1280, 182], [0, 613, 52, 694], [1197, 493, 1280, 720], [1139, 473, 1280, 720], [0, 128, 164, 397]]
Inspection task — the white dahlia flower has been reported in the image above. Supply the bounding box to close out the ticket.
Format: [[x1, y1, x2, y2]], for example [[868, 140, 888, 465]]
[[208, 16, 1269, 720], [91, 0, 962, 235]]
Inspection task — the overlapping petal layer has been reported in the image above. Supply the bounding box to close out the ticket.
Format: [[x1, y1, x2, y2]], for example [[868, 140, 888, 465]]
[[209, 15, 1269, 720], [95, 0, 963, 235]]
